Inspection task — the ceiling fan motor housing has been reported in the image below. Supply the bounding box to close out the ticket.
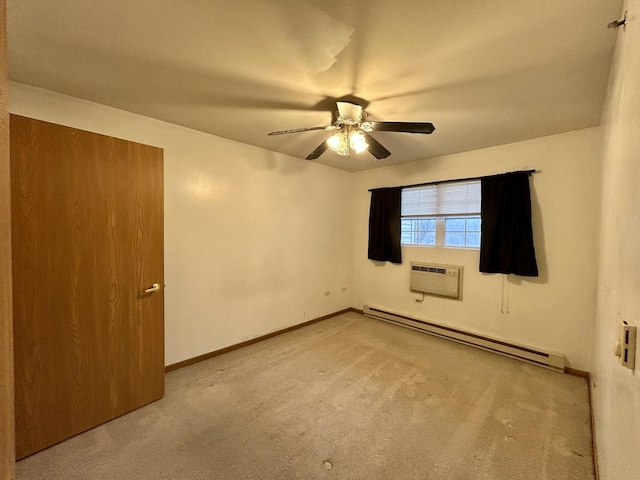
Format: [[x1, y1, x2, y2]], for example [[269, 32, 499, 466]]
[[335, 101, 364, 125]]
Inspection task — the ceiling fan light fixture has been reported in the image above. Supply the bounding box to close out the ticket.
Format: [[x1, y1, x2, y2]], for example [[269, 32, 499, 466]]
[[327, 129, 369, 156], [350, 131, 368, 154], [327, 131, 349, 156]]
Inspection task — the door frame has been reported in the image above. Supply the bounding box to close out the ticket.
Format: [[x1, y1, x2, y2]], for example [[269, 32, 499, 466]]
[[0, 0, 16, 478]]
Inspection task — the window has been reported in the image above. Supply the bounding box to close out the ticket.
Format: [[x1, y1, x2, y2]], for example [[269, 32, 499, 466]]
[[401, 180, 481, 248]]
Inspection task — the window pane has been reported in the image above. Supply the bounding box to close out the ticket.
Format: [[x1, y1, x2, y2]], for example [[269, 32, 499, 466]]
[[445, 218, 465, 231], [416, 218, 436, 231], [466, 232, 481, 247], [445, 232, 465, 246], [443, 216, 482, 248], [401, 216, 436, 245], [466, 217, 481, 231], [416, 231, 436, 246]]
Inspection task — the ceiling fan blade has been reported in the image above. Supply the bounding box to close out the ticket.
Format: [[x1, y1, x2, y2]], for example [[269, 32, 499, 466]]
[[370, 121, 435, 134], [305, 141, 330, 160], [362, 133, 391, 160], [268, 125, 336, 136]]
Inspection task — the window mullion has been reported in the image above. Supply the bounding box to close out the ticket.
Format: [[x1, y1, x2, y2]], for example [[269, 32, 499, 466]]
[[436, 217, 445, 247]]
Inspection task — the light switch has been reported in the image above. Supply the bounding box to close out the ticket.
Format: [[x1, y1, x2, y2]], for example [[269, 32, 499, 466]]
[[614, 321, 636, 370]]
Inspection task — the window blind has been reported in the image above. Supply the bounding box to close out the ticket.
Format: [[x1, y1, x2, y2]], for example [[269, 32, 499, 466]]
[[401, 180, 481, 216]]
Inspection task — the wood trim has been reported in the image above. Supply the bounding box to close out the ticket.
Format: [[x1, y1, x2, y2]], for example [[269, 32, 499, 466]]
[[587, 375, 599, 480], [165, 308, 352, 373], [565, 367, 598, 479], [564, 366, 589, 378], [349, 307, 364, 315], [0, 0, 15, 477]]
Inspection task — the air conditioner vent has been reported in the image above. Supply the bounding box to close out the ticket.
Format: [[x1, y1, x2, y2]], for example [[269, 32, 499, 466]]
[[410, 262, 462, 300], [412, 265, 447, 274]]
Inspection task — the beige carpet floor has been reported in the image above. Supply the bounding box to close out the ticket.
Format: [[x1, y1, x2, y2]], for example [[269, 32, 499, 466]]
[[17, 312, 594, 480]]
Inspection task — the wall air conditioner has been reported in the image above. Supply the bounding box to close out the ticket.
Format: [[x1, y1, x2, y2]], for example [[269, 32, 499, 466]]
[[410, 262, 462, 300]]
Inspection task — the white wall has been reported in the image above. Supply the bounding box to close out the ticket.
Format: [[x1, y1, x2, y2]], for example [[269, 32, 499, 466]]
[[9, 82, 353, 366], [351, 128, 603, 371], [592, 0, 640, 478]]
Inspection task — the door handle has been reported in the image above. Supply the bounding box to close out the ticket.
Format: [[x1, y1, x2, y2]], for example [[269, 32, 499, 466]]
[[144, 283, 161, 293]]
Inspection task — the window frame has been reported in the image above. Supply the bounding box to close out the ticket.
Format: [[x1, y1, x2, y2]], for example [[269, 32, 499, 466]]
[[400, 180, 481, 249]]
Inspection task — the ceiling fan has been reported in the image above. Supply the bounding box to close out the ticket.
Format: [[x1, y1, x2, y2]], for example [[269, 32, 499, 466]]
[[268, 101, 435, 160]]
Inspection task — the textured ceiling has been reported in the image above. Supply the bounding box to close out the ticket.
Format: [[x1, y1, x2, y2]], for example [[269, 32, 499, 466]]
[[7, 0, 623, 172]]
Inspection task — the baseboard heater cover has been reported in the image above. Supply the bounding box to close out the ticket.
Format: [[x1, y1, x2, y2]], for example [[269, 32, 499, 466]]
[[363, 305, 565, 371]]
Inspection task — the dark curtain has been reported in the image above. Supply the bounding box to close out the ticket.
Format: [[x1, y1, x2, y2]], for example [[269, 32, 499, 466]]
[[479, 172, 538, 276], [368, 187, 402, 264]]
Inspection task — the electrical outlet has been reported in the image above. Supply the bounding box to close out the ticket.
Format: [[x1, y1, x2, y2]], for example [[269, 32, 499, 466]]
[[324, 291, 330, 296]]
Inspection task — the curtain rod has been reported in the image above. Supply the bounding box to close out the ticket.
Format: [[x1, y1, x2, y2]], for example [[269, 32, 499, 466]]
[[368, 169, 538, 192]]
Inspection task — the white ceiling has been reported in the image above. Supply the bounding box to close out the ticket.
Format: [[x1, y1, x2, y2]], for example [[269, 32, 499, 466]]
[[7, 0, 623, 172]]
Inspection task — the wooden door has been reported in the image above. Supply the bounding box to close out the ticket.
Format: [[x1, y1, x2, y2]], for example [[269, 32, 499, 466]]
[[11, 115, 164, 459]]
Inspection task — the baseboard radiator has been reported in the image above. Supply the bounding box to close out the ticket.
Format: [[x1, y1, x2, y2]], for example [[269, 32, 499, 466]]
[[363, 305, 565, 371]]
